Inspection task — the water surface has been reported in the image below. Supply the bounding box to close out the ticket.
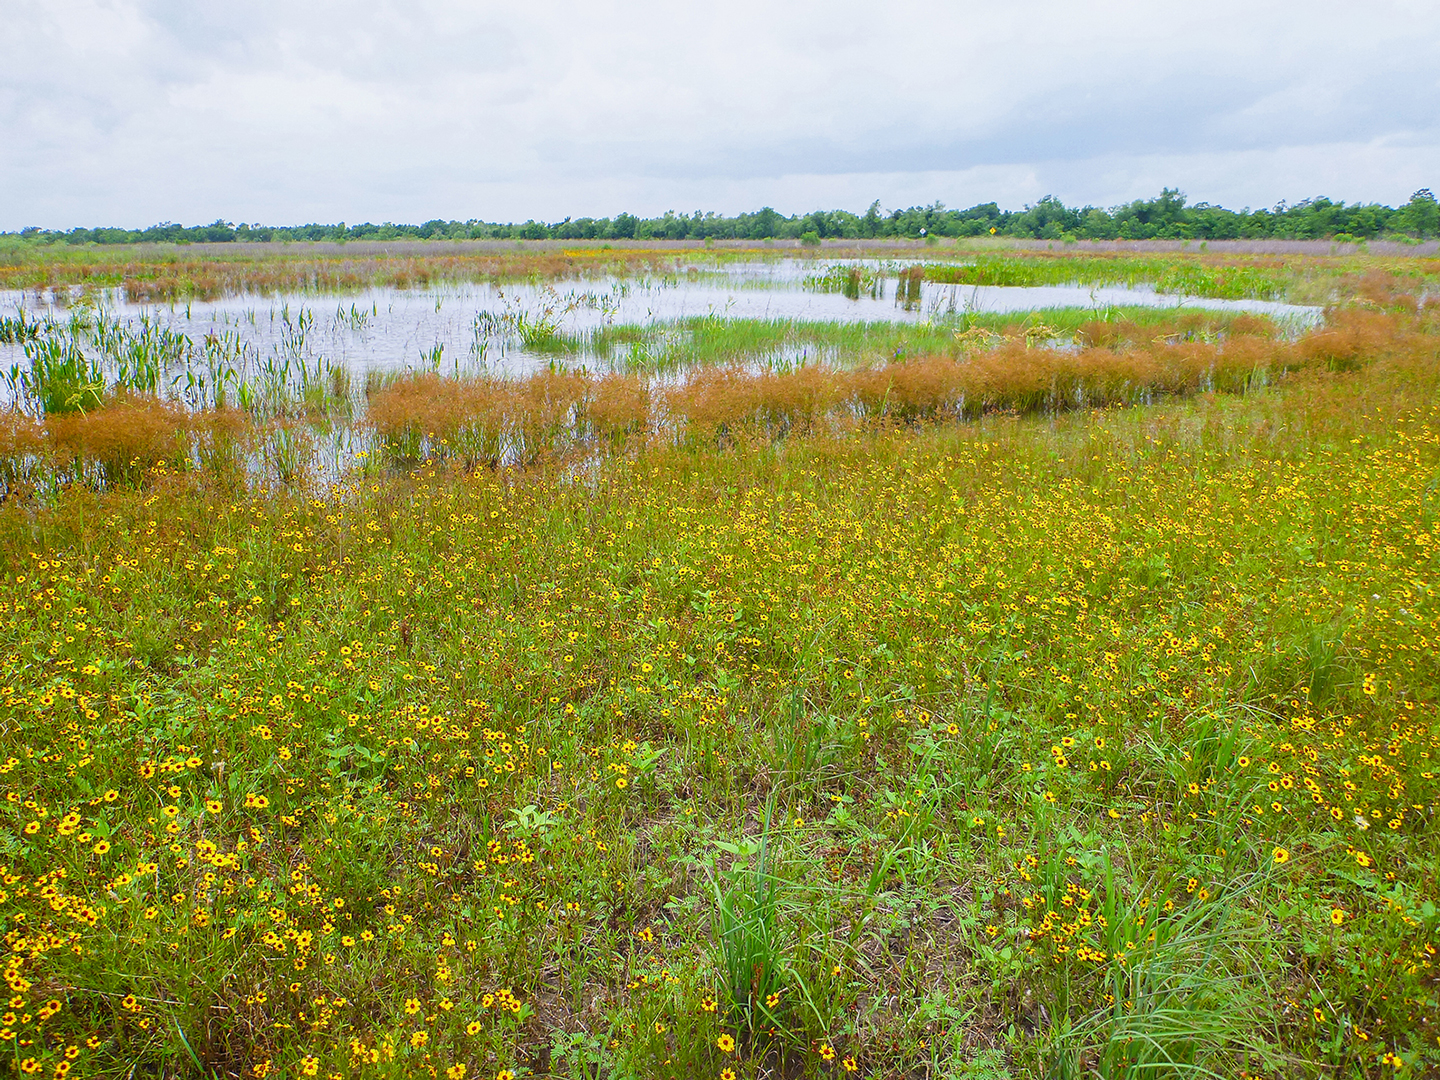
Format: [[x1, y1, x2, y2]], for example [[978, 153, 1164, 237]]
[[1, 260, 1323, 378]]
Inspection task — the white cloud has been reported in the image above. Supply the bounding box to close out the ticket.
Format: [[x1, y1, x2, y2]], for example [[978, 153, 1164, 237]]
[[2, 0, 1437, 227]]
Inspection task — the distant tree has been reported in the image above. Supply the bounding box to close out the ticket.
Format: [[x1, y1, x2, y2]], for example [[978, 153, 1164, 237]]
[[9, 188, 1432, 246], [751, 207, 781, 239], [862, 200, 883, 238], [1394, 189, 1438, 237], [1011, 195, 1080, 238]]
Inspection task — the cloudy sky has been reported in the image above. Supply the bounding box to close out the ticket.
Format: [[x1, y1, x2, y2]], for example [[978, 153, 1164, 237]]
[[4, 0, 1439, 229]]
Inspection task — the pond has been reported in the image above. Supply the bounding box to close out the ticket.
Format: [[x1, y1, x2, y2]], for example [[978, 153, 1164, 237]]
[[1, 260, 1324, 383]]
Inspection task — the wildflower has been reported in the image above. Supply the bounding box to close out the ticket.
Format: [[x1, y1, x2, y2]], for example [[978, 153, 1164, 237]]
[[843, 1055, 859, 1072], [447, 1066, 466, 1080], [410, 1030, 428, 1048], [1272, 847, 1289, 865], [466, 1021, 482, 1036], [721, 1070, 736, 1080], [819, 1043, 836, 1060], [300, 1058, 319, 1076], [717, 1033, 735, 1053], [1331, 908, 1345, 926], [404, 998, 422, 1015]]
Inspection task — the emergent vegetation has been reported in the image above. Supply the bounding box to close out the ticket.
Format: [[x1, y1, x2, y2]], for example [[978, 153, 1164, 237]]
[[0, 246, 1436, 1080]]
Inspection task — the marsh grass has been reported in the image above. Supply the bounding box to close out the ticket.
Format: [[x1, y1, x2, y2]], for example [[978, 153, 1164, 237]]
[[46, 393, 191, 487], [0, 328, 1436, 1077], [0, 302, 1429, 492], [918, 254, 1294, 301], [0, 249, 1434, 1076], [709, 800, 787, 1037], [584, 309, 1300, 377], [1047, 889, 1279, 1079]]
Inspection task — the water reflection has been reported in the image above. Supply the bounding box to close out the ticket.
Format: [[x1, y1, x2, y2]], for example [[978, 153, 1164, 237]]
[[1, 260, 1323, 380]]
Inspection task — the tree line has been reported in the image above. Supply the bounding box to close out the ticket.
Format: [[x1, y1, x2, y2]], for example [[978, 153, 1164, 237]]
[[9, 188, 1438, 246]]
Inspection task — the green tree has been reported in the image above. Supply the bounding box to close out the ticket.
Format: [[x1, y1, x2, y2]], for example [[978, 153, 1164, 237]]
[[1393, 189, 1438, 237]]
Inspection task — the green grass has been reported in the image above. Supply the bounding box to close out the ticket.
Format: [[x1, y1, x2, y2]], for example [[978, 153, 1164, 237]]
[[0, 251, 1437, 1079], [574, 308, 1284, 374], [0, 349, 1437, 1077]]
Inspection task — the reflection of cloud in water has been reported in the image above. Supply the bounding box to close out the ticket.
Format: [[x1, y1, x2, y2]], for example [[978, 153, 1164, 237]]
[[0, 262, 1323, 378]]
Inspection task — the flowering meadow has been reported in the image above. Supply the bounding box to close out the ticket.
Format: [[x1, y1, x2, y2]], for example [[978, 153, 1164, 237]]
[[0, 253, 1437, 1079]]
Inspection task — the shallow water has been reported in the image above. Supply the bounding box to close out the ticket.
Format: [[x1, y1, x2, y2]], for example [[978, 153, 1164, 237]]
[[0, 260, 1323, 379]]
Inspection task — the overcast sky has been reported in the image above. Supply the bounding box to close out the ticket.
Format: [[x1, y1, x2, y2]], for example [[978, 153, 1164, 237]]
[[4, 0, 1439, 229]]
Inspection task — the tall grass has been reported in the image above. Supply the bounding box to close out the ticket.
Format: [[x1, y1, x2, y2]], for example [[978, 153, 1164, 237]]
[[917, 254, 1294, 300], [0, 304, 1427, 493], [710, 800, 787, 1037], [584, 309, 1285, 375]]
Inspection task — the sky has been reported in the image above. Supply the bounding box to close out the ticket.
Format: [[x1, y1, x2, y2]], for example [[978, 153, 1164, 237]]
[[3, 0, 1439, 230]]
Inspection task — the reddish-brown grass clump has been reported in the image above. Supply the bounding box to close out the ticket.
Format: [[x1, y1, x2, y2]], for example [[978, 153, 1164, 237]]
[[46, 396, 191, 487]]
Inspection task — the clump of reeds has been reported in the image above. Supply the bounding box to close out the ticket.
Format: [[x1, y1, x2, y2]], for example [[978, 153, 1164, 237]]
[[259, 421, 314, 487], [585, 373, 649, 445], [1295, 309, 1401, 370], [512, 369, 587, 462], [366, 370, 587, 469], [1348, 269, 1420, 312], [753, 365, 843, 436], [46, 395, 191, 488], [1227, 313, 1276, 337], [366, 373, 488, 465], [852, 353, 969, 421], [665, 367, 770, 441], [0, 411, 46, 501], [896, 265, 923, 308], [192, 409, 255, 490]]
